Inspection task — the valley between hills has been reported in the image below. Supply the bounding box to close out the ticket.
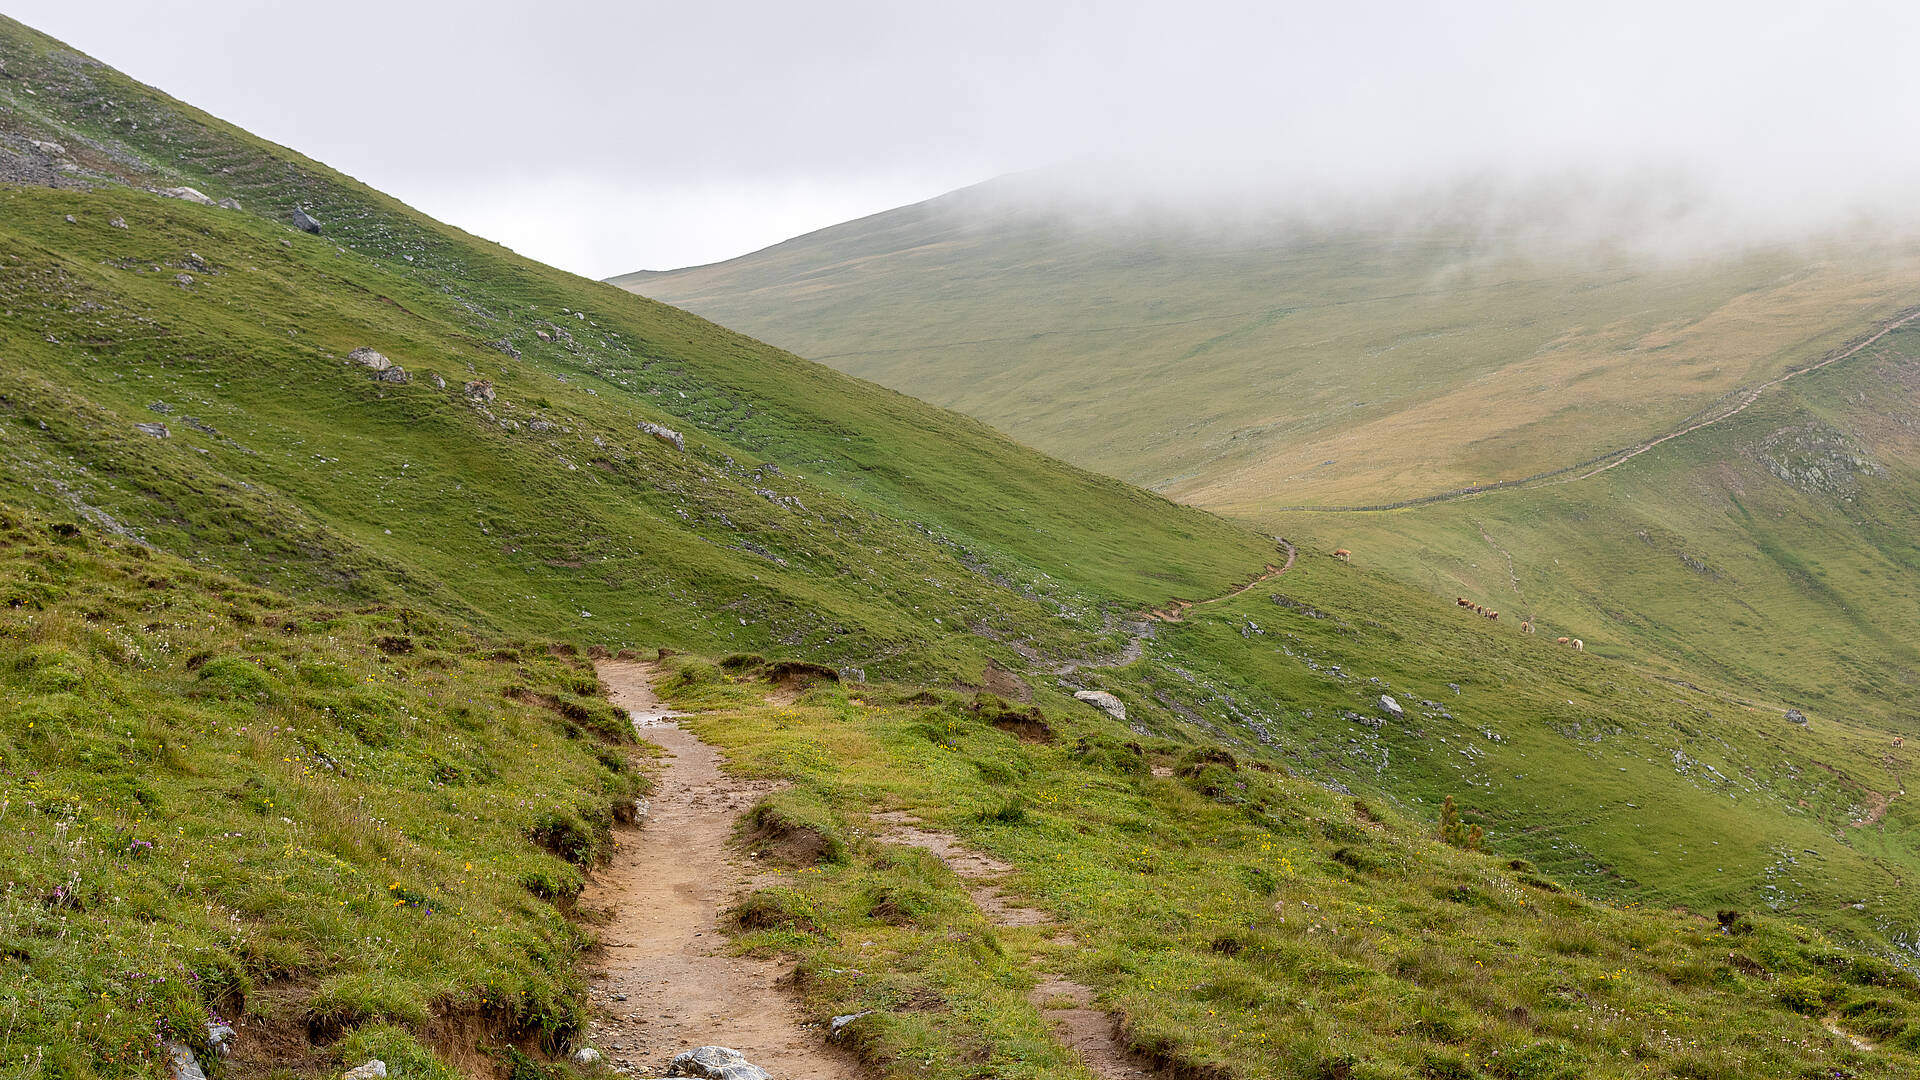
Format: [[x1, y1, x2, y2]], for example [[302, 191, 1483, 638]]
[[5, 11, 1920, 1080]]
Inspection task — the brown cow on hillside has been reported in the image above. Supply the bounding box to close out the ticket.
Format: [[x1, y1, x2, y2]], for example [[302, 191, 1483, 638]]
[[1571, 639, 1584, 651], [1332, 548, 1351, 562], [1520, 620, 1535, 634], [1556, 637, 1570, 645]]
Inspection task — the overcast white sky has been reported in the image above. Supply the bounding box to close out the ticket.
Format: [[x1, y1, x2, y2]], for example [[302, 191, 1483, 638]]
[[17, 1, 1920, 276]]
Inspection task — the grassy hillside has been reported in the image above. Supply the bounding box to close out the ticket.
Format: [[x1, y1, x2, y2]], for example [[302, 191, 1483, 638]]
[[0, 505, 644, 1076], [662, 658, 1920, 1080], [619, 178, 1920, 510], [9, 13, 1920, 1078], [1295, 318, 1920, 786], [0, 14, 1274, 685]]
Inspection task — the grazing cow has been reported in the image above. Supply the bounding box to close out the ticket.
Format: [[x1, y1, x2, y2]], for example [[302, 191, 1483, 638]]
[[1571, 639, 1584, 652], [1332, 548, 1352, 562], [1487, 610, 1498, 621], [1457, 597, 1471, 607], [1896, 737, 1906, 748], [1520, 620, 1535, 634], [1556, 637, 1570, 645]]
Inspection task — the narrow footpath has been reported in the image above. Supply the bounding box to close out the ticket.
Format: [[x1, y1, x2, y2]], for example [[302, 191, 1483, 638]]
[[871, 812, 1161, 1080], [582, 660, 859, 1079]]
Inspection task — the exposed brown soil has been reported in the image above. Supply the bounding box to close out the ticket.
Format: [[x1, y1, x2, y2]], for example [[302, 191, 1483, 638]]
[[584, 660, 860, 1079], [870, 811, 1162, 1078]]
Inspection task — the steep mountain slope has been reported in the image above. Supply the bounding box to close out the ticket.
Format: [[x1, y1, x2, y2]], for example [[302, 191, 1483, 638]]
[[0, 15, 1274, 684], [619, 177, 1920, 510], [9, 14, 1920, 1078]]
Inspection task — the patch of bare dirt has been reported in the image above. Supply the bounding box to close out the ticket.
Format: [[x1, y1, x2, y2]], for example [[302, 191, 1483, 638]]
[[585, 661, 859, 1079]]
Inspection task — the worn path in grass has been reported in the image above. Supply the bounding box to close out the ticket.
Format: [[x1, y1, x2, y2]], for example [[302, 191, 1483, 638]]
[[583, 660, 859, 1079], [871, 811, 1160, 1080], [1149, 536, 1295, 624]]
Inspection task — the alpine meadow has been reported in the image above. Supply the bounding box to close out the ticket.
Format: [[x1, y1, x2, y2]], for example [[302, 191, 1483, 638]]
[[6, 8, 1920, 1080]]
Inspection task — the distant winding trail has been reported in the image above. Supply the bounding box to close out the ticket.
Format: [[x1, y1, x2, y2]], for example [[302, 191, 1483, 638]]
[[1148, 537, 1295, 624], [1280, 306, 1920, 513], [1571, 306, 1920, 481]]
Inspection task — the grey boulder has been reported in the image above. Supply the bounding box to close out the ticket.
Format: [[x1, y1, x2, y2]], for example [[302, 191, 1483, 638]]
[[669, 1046, 771, 1080], [292, 208, 323, 234], [1785, 708, 1808, 725], [1073, 689, 1127, 722], [639, 420, 685, 451], [157, 186, 215, 206], [164, 1041, 207, 1080], [348, 347, 392, 371], [341, 1061, 387, 1080], [1378, 694, 1404, 719], [135, 422, 170, 439]]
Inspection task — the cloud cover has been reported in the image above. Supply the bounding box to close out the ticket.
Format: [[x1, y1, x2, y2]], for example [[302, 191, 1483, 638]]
[[16, 0, 1920, 274]]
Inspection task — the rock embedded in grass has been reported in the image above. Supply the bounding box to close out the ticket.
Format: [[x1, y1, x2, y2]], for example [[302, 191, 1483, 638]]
[[157, 185, 215, 205], [1073, 688, 1127, 721], [1379, 694, 1404, 719], [639, 420, 685, 451], [340, 1061, 387, 1080]]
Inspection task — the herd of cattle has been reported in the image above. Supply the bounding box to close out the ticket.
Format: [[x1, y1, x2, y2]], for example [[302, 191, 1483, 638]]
[[1327, 546, 1585, 649]]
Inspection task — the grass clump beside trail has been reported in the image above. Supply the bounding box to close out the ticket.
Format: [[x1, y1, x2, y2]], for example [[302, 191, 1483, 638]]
[[663, 662, 1920, 1080], [0, 507, 643, 1078]]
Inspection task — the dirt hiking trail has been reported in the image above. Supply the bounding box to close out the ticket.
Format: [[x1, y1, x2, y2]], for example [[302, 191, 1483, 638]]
[[872, 811, 1161, 1080], [583, 660, 859, 1079]]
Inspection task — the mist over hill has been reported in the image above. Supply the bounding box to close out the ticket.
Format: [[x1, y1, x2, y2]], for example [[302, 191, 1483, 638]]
[[11, 9, 1920, 1078]]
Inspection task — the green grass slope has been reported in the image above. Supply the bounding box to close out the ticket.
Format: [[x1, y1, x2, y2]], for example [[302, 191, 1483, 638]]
[[0, 506, 646, 1076], [619, 177, 1920, 511], [8, 14, 1920, 1078], [661, 659, 1920, 1080], [0, 14, 1273, 683], [1298, 320, 1920, 725]]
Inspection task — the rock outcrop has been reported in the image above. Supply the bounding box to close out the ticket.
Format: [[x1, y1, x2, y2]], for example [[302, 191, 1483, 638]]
[[639, 420, 685, 451], [157, 186, 214, 205], [348, 347, 392, 371], [1379, 694, 1404, 719], [292, 208, 323, 234], [463, 380, 496, 402]]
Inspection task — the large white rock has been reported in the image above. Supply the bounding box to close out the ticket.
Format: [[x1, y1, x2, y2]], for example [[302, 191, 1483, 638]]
[[669, 1046, 770, 1080], [157, 186, 215, 206], [639, 420, 685, 451], [1378, 694, 1404, 719], [1073, 689, 1127, 722], [341, 1061, 387, 1080], [348, 347, 391, 371]]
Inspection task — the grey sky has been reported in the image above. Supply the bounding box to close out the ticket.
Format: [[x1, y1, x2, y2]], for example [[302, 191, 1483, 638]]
[[17, 1, 1920, 276]]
